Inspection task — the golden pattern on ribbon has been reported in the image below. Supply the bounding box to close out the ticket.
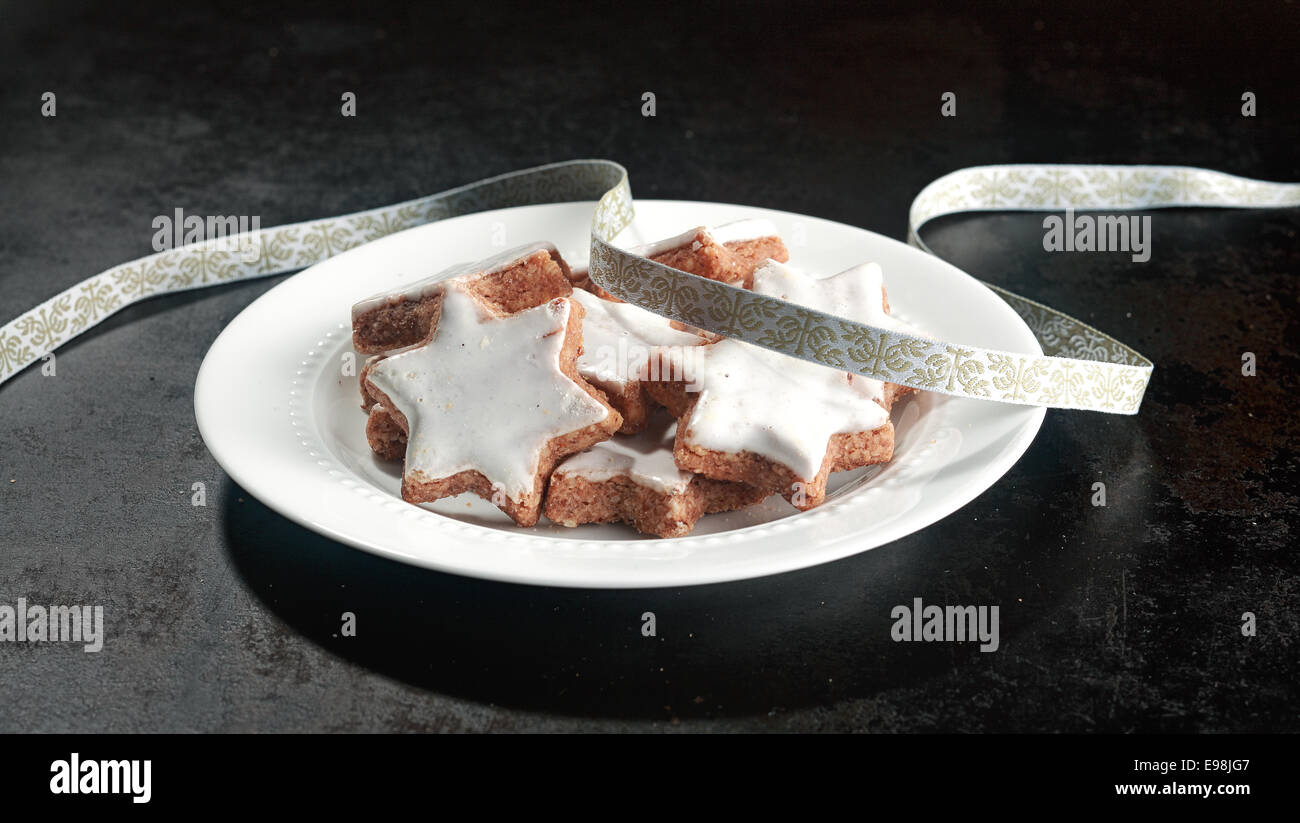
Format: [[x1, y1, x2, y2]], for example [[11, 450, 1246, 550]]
[[3, 159, 1297, 419]]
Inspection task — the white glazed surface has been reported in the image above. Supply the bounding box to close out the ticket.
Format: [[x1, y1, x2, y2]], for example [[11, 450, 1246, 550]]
[[368, 286, 611, 501], [553, 415, 693, 495]]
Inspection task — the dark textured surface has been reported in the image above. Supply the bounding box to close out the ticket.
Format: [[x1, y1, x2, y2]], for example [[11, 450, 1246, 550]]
[[0, 0, 1296, 732]]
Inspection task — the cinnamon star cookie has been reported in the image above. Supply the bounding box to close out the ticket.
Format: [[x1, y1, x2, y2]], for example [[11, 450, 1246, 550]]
[[351, 241, 572, 355], [545, 413, 768, 538], [570, 288, 706, 434], [586, 217, 789, 300], [364, 283, 621, 526], [645, 260, 923, 510]]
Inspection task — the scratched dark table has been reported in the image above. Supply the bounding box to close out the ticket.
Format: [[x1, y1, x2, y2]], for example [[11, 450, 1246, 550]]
[[1, 0, 1296, 732]]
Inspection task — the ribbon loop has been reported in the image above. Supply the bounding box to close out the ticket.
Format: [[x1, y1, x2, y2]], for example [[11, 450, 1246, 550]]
[[587, 164, 1297, 414], [3, 158, 1295, 417]]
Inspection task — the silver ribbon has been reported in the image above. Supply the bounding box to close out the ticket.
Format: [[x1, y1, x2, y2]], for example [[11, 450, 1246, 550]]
[[4, 159, 1297, 414]]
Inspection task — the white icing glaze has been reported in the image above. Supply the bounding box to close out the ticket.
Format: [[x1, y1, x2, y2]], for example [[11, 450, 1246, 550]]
[[631, 226, 705, 259], [751, 259, 925, 337], [351, 241, 559, 319], [571, 289, 705, 389], [628, 218, 779, 260], [708, 218, 779, 246], [553, 415, 692, 494], [654, 260, 912, 480], [367, 285, 610, 500]]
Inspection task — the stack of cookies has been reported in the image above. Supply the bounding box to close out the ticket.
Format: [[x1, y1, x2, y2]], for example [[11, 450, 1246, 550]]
[[351, 220, 921, 538]]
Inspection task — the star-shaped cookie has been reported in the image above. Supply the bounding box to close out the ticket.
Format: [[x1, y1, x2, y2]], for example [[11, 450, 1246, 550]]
[[545, 412, 768, 537], [570, 288, 707, 434], [364, 283, 622, 526], [583, 218, 789, 300], [351, 241, 573, 355], [635, 218, 788, 288], [645, 259, 923, 510]]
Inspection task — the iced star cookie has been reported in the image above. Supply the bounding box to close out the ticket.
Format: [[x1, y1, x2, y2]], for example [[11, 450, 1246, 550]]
[[752, 258, 926, 407], [570, 289, 707, 434], [645, 260, 922, 510], [351, 242, 573, 355], [637, 218, 788, 287], [713, 218, 790, 284], [364, 283, 622, 526], [545, 413, 768, 538], [589, 218, 789, 301]]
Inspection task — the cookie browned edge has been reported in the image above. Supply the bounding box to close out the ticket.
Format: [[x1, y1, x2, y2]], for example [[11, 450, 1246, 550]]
[[544, 471, 768, 538], [365, 404, 406, 461], [363, 297, 623, 527], [644, 374, 897, 511], [592, 227, 780, 301], [351, 247, 572, 355]]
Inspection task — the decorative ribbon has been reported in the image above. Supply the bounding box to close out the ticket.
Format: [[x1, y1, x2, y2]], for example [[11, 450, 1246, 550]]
[[587, 164, 1299, 414], [2, 159, 1296, 414]]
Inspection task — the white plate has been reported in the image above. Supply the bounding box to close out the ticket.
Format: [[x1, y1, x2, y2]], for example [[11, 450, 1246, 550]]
[[195, 200, 1045, 588]]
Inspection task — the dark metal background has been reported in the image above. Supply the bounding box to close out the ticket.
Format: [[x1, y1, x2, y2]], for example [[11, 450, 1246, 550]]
[[0, 0, 1296, 731]]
